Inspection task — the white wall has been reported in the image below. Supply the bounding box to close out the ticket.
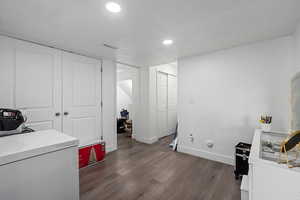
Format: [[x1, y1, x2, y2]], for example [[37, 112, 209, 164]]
[[154, 62, 177, 76], [294, 23, 300, 69], [177, 36, 296, 165], [134, 66, 173, 144], [290, 23, 300, 130], [135, 67, 152, 143], [128, 66, 171, 144], [102, 59, 117, 152], [0, 36, 14, 108]]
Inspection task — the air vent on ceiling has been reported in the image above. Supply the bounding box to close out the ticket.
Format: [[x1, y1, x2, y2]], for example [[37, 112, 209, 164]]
[[103, 43, 118, 50]]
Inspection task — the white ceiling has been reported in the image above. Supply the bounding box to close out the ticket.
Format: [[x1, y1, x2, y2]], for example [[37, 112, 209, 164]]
[[0, 0, 299, 67]]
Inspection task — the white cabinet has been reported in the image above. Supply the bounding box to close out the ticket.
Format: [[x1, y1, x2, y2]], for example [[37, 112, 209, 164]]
[[248, 129, 300, 200], [0, 36, 104, 147], [0, 130, 79, 200]]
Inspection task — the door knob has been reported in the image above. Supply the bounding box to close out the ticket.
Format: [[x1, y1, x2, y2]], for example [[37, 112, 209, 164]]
[[55, 112, 61, 117], [64, 112, 69, 116]]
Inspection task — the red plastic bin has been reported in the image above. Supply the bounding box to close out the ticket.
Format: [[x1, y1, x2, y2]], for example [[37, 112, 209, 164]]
[[78, 142, 106, 169], [93, 142, 106, 162], [78, 146, 92, 168]]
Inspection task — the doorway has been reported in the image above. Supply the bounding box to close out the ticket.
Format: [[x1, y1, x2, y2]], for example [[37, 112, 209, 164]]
[[116, 64, 139, 148]]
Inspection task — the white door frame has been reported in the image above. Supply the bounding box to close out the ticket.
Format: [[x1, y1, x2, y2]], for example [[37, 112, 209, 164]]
[[116, 64, 140, 140]]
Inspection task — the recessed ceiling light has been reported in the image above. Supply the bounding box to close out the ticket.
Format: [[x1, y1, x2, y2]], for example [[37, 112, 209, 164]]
[[163, 39, 173, 46], [105, 2, 121, 13]]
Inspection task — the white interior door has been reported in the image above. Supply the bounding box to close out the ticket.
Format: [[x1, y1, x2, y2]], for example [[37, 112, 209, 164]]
[[157, 72, 168, 138], [15, 41, 62, 131], [167, 75, 177, 134], [62, 53, 101, 147]]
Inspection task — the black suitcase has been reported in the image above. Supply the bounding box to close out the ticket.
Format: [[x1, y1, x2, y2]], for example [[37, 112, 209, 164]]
[[234, 142, 251, 179]]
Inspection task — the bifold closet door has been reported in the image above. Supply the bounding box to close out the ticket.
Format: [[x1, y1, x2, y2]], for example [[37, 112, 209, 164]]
[[157, 72, 168, 138], [167, 75, 177, 135], [14, 41, 62, 131], [62, 53, 101, 146]]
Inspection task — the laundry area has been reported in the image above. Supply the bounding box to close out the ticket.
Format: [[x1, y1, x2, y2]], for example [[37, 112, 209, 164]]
[[0, 37, 116, 199], [1, 1, 300, 200]]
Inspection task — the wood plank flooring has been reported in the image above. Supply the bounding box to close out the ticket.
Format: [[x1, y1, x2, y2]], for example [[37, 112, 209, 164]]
[[80, 134, 241, 200]]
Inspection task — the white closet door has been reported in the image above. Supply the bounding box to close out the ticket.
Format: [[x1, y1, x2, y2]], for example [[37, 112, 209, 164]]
[[62, 53, 101, 147], [15, 41, 62, 131], [167, 75, 177, 134], [157, 72, 168, 138], [0, 36, 14, 108]]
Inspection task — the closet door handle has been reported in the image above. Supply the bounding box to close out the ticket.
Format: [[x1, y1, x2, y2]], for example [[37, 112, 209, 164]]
[[55, 112, 61, 117], [64, 112, 69, 116]]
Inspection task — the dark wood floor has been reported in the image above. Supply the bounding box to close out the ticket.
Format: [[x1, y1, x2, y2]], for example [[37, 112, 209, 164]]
[[80, 134, 241, 200]]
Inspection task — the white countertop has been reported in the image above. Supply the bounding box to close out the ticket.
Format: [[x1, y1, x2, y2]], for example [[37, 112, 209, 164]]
[[0, 129, 79, 166]]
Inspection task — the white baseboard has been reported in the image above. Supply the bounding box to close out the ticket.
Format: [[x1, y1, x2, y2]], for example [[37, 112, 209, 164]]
[[177, 145, 234, 166], [132, 133, 137, 139], [136, 136, 158, 144], [106, 145, 117, 153]]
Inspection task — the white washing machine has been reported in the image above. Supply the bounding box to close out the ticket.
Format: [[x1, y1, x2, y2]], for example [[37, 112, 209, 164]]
[[0, 129, 79, 200]]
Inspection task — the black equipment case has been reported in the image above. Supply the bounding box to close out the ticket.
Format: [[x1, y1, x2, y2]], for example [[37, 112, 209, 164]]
[[234, 142, 251, 179]]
